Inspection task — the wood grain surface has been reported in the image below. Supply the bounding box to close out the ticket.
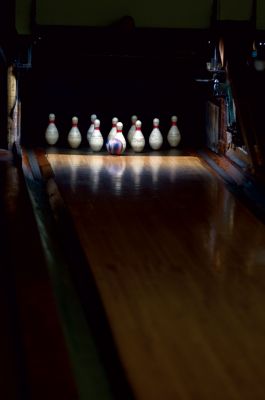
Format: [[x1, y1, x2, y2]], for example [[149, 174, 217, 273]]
[[46, 150, 265, 400]]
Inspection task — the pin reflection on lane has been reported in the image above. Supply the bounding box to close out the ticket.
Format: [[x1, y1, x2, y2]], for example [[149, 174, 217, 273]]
[[89, 156, 104, 193], [128, 157, 145, 193], [47, 153, 215, 199], [105, 157, 126, 196], [148, 155, 163, 185]]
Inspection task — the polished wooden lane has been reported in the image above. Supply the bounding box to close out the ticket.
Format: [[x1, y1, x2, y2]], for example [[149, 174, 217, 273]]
[[46, 150, 265, 400]]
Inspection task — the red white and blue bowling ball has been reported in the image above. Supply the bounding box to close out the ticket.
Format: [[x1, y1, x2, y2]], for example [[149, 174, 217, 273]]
[[106, 138, 124, 155]]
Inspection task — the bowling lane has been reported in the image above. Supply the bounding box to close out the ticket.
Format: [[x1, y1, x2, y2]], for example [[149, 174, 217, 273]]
[[46, 150, 265, 400]]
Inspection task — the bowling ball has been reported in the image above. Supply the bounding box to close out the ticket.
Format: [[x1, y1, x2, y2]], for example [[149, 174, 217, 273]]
[[106, 138, 124, 155]]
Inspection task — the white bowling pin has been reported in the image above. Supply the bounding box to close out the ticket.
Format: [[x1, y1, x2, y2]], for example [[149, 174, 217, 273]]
[[114, 122, 126, 153], [89, 119, 103, 152], [149, 118, 163, 150], [167, 116, 181, 148], [131, 120, 145, 152], [87, 114, 97, 143], [45, 113, 59, 145], [68, 116, 82, 149], [127, 115, 137, 145], [108, 117, 118, 141]]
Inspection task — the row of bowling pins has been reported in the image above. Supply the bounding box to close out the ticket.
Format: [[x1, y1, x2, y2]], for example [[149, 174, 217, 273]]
[[45, 114, 181, 152]]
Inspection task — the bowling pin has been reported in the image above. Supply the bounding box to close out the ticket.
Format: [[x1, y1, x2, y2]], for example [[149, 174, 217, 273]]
[[87, 114, 97, 143], [131, 120, 145, 152], [68, 116, 82, 149], [167, 116, 181, 148], [115, 122, 126, 153], [45, 113, 59, 145], [108, 117, 118, 141], [89, 119, 103, 152], [149, 118, 163, 150], [127, 115, 137, 145]]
